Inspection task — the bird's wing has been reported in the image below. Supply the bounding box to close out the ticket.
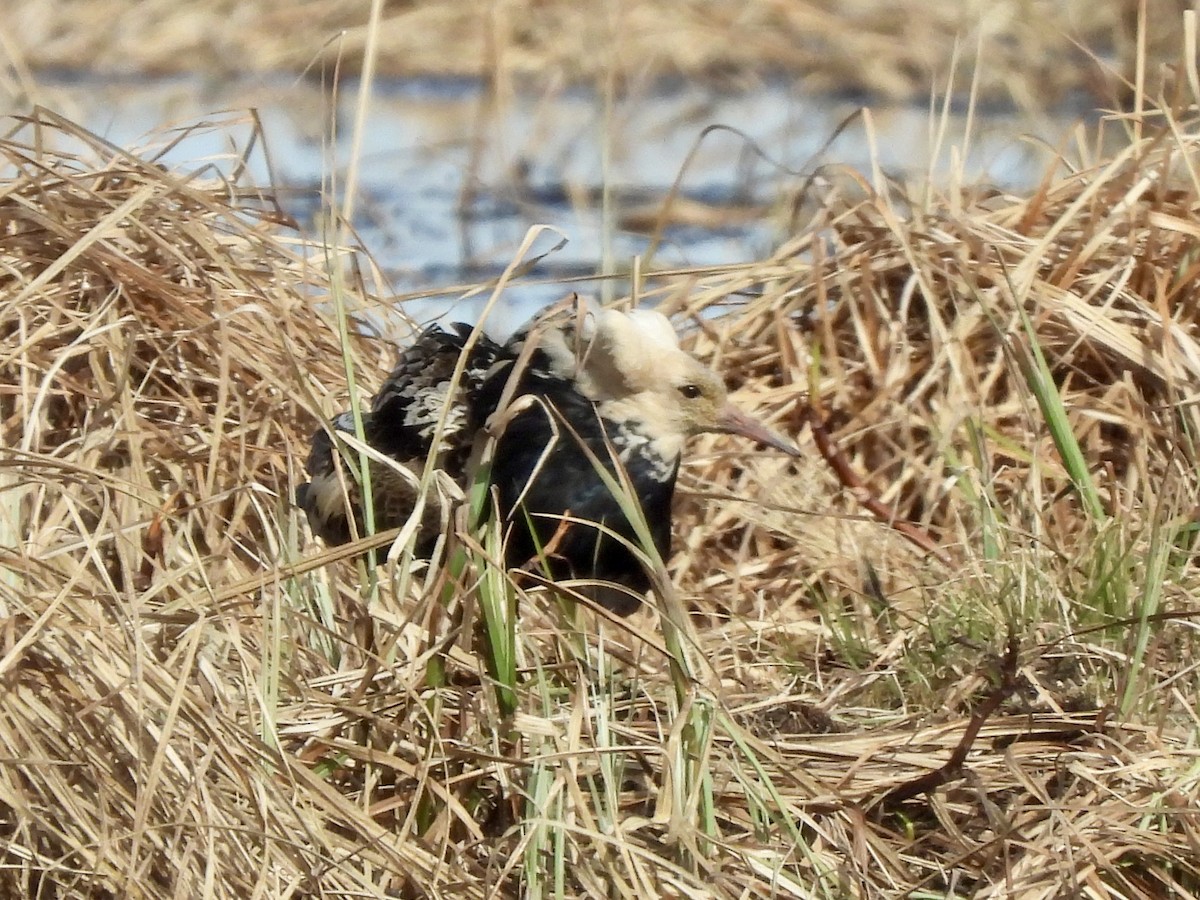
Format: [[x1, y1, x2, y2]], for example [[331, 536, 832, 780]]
[[362, 323, 505, 459], [299, 323, 507, 545]]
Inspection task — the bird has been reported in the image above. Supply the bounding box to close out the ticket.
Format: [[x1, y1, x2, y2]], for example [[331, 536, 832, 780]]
[[297, 299, 800, 615]]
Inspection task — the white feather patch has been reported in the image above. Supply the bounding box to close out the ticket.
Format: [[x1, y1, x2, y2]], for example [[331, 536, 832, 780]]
[[625, 309, 680, 352], [589, 308, 687, 394]]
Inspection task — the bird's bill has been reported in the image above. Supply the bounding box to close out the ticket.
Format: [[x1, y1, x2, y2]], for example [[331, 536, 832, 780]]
[[715, 404, 802, 456]]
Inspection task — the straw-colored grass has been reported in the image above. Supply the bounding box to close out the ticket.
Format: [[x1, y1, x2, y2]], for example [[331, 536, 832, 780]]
[[1, 0, 1185, 104], [3, 86, 1200, 898]]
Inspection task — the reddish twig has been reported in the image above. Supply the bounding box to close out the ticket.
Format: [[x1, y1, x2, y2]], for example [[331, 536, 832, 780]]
[[803, 402, 951, 566], [869, 635, 1020, 814], [136, 491, 184, 591]]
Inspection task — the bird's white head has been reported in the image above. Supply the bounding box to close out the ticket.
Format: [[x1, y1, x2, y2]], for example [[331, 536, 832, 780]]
[[576, 307, 800, 461]]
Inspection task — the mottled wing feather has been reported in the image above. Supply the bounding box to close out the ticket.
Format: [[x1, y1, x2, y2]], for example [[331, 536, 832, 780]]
[[369, 323, 503, 460], [298, 323, 507, 547]]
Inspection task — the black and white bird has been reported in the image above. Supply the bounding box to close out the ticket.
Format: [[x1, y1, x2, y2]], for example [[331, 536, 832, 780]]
[[297, 301, 799, 615]]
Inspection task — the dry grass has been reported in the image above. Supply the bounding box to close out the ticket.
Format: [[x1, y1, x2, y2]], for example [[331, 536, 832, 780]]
[[3, 86, 1200, 898], [1, 0, 1189, 104]]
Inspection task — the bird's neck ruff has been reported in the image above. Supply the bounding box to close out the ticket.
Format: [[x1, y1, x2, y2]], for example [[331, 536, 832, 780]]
[[596, 393, 686, 477], [529, 307, 691, 472]]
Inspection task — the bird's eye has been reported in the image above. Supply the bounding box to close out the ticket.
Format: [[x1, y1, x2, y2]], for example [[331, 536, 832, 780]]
[[678, 384, 703, 399]]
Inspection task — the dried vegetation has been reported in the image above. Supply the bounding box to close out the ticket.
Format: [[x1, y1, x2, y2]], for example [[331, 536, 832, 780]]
[[0, 0, 1187, 103], [2, 85, 1200, 899]]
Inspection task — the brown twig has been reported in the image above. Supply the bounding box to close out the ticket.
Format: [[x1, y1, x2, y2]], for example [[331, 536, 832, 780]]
[[869, 635, 1021, 814], [803, 402, 951, 566]]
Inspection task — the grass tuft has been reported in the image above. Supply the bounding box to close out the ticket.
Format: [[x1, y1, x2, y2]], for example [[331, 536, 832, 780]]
[[4, 87, 1200, 896]]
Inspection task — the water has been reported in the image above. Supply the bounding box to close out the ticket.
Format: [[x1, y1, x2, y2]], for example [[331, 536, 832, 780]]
[[4, 73, 1089, 336]]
